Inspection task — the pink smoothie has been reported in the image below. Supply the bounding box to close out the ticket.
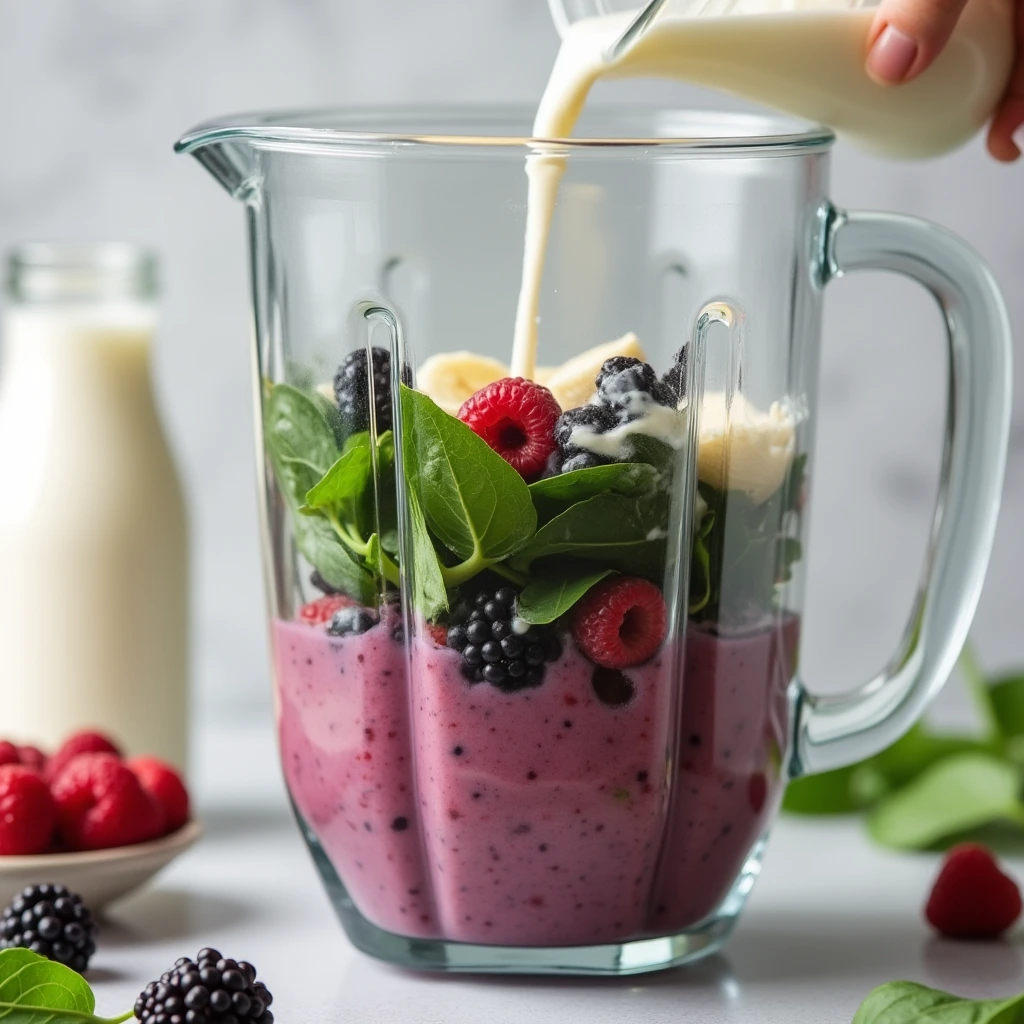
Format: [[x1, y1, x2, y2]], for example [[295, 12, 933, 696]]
[[274, 613, 798, 947]]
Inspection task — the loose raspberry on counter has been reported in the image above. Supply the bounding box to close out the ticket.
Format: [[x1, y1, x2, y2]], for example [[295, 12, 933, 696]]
[[128, 756, 191, 835], [925, 843, 1022, 939], [51, 753, 164, 851], [298, 594, 355, 626], [572, 577, 667, 670], [458, 377, 561, 482], [0, 765, 57, 855], [17, 745, 47, 773], [0, 884, 97, 974], [0, 742, 19, 767], [46, 730, 121, 782]]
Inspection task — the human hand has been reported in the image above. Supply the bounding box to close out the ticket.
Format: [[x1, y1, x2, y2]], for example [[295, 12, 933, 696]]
[[865, 0, 1024, 161]]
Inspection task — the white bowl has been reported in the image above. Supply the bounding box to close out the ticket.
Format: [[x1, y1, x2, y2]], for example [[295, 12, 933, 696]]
[[0, 820, 202, 911]]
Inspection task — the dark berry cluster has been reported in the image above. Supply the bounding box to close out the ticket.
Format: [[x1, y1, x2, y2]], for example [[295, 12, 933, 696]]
[[0, 884, 96, 974], [135, 948, 274, 1024], [447, 588, 562, 692], [551, 353, 686, 474], [333, 346, 411, 435]]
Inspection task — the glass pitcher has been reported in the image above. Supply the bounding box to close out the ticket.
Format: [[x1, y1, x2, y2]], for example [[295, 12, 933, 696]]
[[177, 107, 1011, 975]]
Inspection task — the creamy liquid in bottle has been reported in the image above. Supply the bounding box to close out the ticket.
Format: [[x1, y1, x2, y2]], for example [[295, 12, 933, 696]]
[[510, 0, 1013, 377], [0, 255, 189, 767]]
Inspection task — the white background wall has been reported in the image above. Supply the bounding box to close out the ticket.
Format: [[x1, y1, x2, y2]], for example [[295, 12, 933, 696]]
[[1, 0, 1021, 730]]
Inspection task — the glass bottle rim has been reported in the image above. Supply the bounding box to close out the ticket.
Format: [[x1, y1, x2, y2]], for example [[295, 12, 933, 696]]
[[7, 243, 158, 304]]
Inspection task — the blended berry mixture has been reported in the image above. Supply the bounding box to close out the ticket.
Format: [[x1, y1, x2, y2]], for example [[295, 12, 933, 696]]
[[274, 613, 798, 947]]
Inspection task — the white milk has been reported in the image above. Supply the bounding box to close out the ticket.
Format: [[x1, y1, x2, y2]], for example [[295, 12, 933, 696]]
[[510, 0, 1013, 377], [0, 302, 189, 766]]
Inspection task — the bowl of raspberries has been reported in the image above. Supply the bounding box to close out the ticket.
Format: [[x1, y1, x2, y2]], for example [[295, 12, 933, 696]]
[[0, 729, 200, 909]]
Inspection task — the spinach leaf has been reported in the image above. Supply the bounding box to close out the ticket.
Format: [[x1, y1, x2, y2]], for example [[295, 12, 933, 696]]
[[853, 980, 1024, 1024], [304, 437, 372, 512], [989, 675, 1024, 740], [626, 434, 678, 473], [0, 948, 133, 1023], [783, 764, 871, 816], [375, 430, 399, 554], [400, 385, 536, 562], [868, 754, 1024, 850], [264, 384, 339, 498], [689, 512, 714, 614], [407, 485, 448, 620], [517, 570, 613, 625], [510, 492, 668, 578], [529, 463, 659, 524], [293, 515, 376, 605]]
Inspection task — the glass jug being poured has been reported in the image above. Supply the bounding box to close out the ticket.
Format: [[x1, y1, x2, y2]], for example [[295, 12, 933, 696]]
[[543, 0, 1013, 158]]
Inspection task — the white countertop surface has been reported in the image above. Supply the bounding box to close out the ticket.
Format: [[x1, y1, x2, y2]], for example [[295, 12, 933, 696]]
[[88, 720, 1024, 1024]]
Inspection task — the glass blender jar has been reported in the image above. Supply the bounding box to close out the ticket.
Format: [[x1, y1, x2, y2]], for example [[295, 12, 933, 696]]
[[177, 106, 1011, 974]]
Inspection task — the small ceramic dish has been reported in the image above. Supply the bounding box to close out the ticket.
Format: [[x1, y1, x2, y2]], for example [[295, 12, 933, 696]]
[[0, 820, 202, 911]]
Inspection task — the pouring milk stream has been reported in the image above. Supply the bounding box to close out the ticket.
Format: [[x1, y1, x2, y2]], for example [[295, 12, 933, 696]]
[[510, 0, 1013, 378]]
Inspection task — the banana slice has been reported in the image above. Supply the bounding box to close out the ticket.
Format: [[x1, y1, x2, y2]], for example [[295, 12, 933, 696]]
[[417, 351, 510, 416], [316, 381, 337, 405], [543, 333, 647, 411], [697, 392, 796, 505]]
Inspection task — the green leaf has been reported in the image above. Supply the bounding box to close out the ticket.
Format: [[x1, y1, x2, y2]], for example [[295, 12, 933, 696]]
[[870, 726, 997, 790], [517, 570, 613, 625], [783, 764, 868, 816], [264, 384, 339, 506], [0, 948, 133, 1023], [294, 515, 375, 605], [688, 512, 714, 614], [529, 463, 659, 524], [304, 438, 372, 511], [853, 980, 1024, 1024], [407, 485, 448, 620], [511, 492, 667, 577], [868, 753, 1024, 850], [400, 385, 536, 562], [625, 434, 678, 472], [989, 675, 1024, 740], [374, 431, 399, 553]]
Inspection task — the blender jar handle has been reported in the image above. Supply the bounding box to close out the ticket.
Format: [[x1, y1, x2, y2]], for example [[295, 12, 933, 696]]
[[789, 207, 1013, 778]]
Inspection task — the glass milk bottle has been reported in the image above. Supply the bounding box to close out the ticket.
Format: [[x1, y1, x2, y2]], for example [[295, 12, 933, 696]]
[[0, 245, 189, 767]]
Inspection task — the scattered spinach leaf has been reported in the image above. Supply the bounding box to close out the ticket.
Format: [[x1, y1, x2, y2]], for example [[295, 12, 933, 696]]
[[853, 980, 1024, 1024]]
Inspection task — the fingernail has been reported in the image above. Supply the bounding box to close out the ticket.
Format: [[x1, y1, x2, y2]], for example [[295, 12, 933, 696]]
[[867, 25, 918, 83]]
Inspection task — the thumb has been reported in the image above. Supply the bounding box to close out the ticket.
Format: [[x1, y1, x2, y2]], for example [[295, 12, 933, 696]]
[[866, 0, 971, 84]]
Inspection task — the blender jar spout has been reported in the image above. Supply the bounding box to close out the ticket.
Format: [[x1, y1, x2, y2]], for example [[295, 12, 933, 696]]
[[174, 127, 262, 200]]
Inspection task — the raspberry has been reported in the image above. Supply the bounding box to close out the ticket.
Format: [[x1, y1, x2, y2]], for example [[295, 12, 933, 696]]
[[572, 577, 667, 669], [298, 594, 355, 625], [128, 757, 191, 835], [46, 730, 121, 782], [458, 378, 561, 482], [135, 949, 274, 1024], [51, 753, 164, 851], [0, 884, 97, 974], [426, 622, 449, 646], [925, 843, 1022, 939], [0, 742, 18, 767], [17, 745, 47, 773], [0, 765, 57, 855]]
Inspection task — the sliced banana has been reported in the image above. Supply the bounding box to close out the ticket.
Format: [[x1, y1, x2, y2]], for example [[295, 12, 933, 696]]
[[697, 392, 796, 505], [417, 351, 510, 416], [316, 381, 337, 405], [543, 332, 647, 412]]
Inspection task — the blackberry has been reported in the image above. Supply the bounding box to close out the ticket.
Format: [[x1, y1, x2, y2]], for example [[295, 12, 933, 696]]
[[0, 884, 97, 974], [661, 345, 688, 403], [135, 949, 274, 1024], [446, 588, 562, 692], [595, 357, 674, 418], [552, 404, 616, 475], [332, 346, 411, 435], [561, 450, 610, 474], [327, 607, 378, 637]]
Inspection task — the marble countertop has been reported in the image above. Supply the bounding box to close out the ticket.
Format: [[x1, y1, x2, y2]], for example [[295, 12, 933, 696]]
[[89, 720, 1023, 1024]]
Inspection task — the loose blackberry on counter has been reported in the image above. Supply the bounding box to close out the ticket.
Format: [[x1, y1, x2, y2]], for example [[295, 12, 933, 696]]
[[447, 587, 562, 692], [0, 883, 97, 974], [135, 948, 274, 1024], [333, 345, 411, 434]]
